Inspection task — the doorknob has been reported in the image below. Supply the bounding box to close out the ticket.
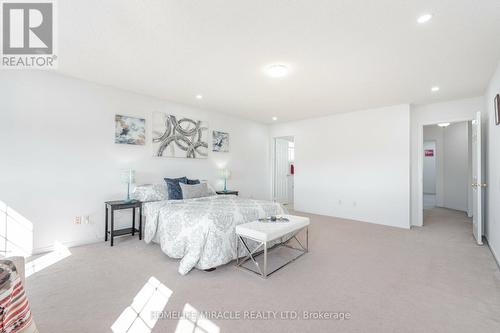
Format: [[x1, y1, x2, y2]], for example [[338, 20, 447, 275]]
[[471, 183, 477, 187], [479, 183, 487, 187]]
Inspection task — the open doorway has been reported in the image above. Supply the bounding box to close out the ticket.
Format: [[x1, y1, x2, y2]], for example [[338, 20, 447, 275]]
[[422, 121, 474, 227], [273, 136, 294, 210], [423, 140, 437, 209], [417, 112, 484, 245]]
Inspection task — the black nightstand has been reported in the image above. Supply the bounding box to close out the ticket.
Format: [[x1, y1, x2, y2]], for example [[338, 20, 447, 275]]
[[105, 200, 142, 246], [216, 190, 239, 196]]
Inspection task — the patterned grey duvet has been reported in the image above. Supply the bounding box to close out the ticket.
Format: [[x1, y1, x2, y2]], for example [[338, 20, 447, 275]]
[[143, 195, 286, 275]]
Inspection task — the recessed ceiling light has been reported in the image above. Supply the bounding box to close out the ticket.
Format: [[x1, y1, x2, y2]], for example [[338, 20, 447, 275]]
[[437, 123, 450, 127], [265, 64, 289, 78], [272, 116, 278, 121], [196, 94, 203, 99], [431, 86, 440, 92], [417, 14, 433, 24]]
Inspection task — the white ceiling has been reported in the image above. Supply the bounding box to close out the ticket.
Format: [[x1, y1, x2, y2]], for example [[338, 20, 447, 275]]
[[57, 0, 500, 123]]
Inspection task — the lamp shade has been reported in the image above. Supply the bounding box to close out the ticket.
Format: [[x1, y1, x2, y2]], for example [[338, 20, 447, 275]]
[[220, 168, 230, 179], [120, 169, 135, 184]]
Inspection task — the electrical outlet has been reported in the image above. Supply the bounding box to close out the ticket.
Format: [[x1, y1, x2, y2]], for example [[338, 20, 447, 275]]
[[74, 216, 81, 224], [353, 201, 357, 207], [83, 216, 90, 224]]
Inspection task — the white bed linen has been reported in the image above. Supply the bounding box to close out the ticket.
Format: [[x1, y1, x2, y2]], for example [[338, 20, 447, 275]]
[[143, 195, 286, 275]]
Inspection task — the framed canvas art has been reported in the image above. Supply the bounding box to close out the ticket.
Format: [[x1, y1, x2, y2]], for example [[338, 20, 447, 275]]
[[115, 115, 146, 145], [152, 112, 208, 158], [212, 131, 229, 152]]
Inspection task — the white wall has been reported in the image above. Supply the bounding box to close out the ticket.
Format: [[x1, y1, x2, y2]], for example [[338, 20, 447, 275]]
[[422, 141, 436, 194], [410, 97, 484, 226], [486, 61, 500, 265], [271, 105, 411, 229], [0, 71, 271, 253], [442, 122, 469, 212]]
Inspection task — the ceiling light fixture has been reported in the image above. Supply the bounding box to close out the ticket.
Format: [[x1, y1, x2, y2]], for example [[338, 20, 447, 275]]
[[272, 116, 278, 121], [431, 86, 440, 92], [265, 64, 289, 78], [196, 94, 203, 100], [437, 123, 450, 128], [417, 14, 433, 24]]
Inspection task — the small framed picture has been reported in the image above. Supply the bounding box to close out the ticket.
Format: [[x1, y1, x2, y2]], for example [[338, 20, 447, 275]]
[[495, 94, 500, 125], [212, 131, 229, 152], [115, 115, 146, 145]]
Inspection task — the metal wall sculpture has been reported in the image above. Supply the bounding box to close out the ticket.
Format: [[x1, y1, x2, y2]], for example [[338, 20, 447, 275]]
[[152, 112, 208, 158]]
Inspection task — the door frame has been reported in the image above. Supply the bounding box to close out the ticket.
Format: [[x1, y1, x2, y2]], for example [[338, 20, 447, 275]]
[[415, 117, 474, 227]]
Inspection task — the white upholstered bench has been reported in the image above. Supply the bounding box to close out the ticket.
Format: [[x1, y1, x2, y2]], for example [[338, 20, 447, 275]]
[[235, 215, 309, 278]]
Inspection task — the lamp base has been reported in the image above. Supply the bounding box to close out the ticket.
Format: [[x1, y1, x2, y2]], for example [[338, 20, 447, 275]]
[[124, 183, 134, 203]]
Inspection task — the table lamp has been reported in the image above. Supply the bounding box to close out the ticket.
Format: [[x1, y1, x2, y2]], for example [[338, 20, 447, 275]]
[[220, 168, 231, 192], [121, 169, 135, 203]]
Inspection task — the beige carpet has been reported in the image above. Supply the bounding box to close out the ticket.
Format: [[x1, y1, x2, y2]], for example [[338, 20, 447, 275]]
[[25, 208, 500, 333]]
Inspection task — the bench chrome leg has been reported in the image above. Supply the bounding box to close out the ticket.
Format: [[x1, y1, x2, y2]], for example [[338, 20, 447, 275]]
[[235, 226, 308, 279], [237, 236, 264, 276], [263, 241, 267, 278], [306, 227, 309, 252]]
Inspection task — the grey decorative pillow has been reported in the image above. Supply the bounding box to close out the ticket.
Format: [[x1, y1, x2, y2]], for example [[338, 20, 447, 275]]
[[179, 183, 210, 199], [132, 184, 168, 202]]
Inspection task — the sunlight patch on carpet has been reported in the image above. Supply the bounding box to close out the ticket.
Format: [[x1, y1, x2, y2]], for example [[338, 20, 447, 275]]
[[175, 303, 220, 333], [25, 241, 71, 278], [111, 276, 172, 333]]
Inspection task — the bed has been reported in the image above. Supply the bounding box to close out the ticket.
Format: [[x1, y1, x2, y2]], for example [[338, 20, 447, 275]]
[[143, 195, 286, 275]]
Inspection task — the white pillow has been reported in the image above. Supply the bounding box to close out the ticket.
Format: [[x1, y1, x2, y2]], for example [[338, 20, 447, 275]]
[[132, 184, 168, 202], [180, 183, 212, 199]]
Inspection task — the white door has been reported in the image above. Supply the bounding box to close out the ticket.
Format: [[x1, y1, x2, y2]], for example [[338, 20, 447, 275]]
[[472, 112, 484, 245], [274, 138, 289, 204]]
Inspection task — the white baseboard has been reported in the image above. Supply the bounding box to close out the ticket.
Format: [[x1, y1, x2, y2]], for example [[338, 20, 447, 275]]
[[490, 245, 500, 270], [32, 237, 104, 255], [485, 236, 500, 270]]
